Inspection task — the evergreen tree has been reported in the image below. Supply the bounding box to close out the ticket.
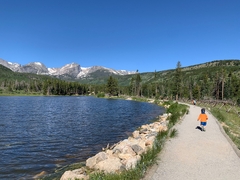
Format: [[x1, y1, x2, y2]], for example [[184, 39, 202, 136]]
[[106, 76, 118, 97], [135, 73, 141, 96], [173, 61, 182, 100]]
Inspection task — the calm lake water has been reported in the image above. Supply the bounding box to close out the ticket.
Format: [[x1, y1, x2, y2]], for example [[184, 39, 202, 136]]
[[0, 96, 165, 179]]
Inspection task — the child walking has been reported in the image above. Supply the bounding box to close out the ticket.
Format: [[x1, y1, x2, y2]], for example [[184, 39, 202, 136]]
[[197, 108, 208, 131]]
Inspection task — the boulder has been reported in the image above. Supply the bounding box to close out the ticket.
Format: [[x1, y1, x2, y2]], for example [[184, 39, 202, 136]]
[[127, 137, 146, 152], [139, 128, 148, 134], [128, 136, 140, 143], [118, 153, 134, 160], [125, 155, 141, 170], [131, 144, 144, 155], [86, 152, 108, 169], [145, 136, 155, 147], [60, 168, 88, 180], [121, 145, 136, 156], [114, 139, 129, 149], [94, 156, 125, 173], [132, 130, 140, 138], [141, 124, 149, 129]]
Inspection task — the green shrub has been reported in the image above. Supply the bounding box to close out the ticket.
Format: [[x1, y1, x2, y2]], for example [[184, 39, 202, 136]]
[[97, 92, 105, 98], [166, 102, 178, 114], [181, 108, 187, 115], [162, 101, 172, 106]]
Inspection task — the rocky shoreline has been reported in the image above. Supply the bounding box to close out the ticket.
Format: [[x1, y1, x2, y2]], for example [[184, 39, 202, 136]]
[[60, 107, 170, 180]]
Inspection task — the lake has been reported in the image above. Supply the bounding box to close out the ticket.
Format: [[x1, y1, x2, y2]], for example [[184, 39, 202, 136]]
[[0, 96, 165, 179]]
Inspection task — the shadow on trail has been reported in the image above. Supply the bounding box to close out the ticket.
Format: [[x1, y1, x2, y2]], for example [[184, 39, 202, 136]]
[[195, 126, 203, 131]]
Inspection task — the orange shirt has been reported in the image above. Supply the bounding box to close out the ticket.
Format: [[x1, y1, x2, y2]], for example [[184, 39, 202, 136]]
[[198, 114, 208, 122]]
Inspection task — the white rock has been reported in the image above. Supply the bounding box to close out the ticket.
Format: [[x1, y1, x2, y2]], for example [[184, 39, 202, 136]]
[[121, 145, 136, 156], [125, 155, 141, 170], [60, 168, 88, 180], [118, 153, 134, 160], [94, 157, 124, 173], [132, 130, 140, 138]]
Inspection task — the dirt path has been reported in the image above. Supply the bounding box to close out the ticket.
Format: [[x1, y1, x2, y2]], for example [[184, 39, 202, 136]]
[[143, 104, 240, 180]]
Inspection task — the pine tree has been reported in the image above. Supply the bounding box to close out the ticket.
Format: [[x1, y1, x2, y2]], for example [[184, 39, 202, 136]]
[[135, 73, 141, 96], [106, 76, 118, 97], [173, 61, 182, 100]]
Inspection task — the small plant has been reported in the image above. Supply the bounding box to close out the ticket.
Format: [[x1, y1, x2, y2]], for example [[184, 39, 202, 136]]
[[169, 128, 178, 138], [97, 92, 105, 98], [167, 122, 174, 130], [162, 101, 172, 106]]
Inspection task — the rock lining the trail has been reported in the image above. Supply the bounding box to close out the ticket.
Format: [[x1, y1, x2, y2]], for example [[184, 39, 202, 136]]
[[60, 113, 170, 180]]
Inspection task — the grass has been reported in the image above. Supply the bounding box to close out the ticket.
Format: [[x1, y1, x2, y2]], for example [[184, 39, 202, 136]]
[[169, 128, 178, 138], [195, 102, 240, 150]]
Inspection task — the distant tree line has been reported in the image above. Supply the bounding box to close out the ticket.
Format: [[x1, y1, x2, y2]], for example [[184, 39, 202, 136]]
[[106, 61, 240, 105], [2, 61, 240, 104], [0, 78, 91, 95]]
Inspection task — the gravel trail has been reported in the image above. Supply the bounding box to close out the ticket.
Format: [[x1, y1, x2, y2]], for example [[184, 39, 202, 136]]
[[143, 104, 240, 180]]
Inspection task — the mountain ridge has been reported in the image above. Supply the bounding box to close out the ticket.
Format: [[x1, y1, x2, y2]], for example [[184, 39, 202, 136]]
[[0, 58, 136, 80]]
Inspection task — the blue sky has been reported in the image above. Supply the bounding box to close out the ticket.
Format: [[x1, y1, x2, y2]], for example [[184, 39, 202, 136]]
[[0, 0, 239, 72]]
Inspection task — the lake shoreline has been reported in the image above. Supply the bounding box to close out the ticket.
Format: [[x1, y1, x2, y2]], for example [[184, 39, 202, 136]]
[[40, 97, 167, 180], [0, 96, 164, 180]]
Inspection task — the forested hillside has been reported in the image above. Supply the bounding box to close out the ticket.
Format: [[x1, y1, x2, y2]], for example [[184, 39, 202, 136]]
[[132, 60, 240, 102], [1, 60, 240, 104], [0, 65, 90, 95]]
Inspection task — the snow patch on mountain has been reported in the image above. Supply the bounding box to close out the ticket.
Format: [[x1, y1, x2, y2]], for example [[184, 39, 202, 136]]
[[0, 58, 21, 71], [48, 68, 58, 74], [77, 67, 91, 78], [0, 58, 136, 79], [34, 62, 43, 66]]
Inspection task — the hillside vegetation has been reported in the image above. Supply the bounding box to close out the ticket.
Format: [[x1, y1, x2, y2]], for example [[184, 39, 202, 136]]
[[0, 65, 90, 96], [1, 59, 240, 103], [78, 60, 240, 86]]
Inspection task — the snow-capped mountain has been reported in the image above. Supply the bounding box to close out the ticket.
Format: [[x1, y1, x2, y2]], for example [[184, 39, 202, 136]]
[[0, 58, 135, 79], [0, 58, 21, 71], [77, 66, 134, 78], [48, 63, 81, 77], [17, 62, 49, 74]]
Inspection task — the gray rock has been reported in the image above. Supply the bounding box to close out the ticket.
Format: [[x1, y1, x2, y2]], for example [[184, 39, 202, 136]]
[[131, 144, 144, 155], [86, 152, 108, 169]]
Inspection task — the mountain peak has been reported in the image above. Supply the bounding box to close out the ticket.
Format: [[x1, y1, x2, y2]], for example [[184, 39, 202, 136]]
[[0, 58, 21, 71], [0, 59, 135, 80], [33, 62, 44, 66]]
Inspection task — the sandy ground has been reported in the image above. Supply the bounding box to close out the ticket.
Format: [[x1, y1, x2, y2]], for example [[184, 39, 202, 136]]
[[143, 104, 240, 180]]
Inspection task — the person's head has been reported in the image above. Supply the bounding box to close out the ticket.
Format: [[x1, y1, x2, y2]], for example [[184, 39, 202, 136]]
[[201, 108, 205, 114]]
